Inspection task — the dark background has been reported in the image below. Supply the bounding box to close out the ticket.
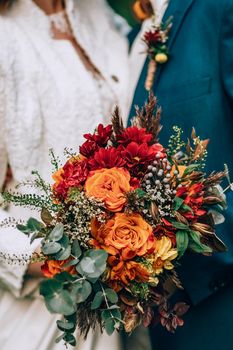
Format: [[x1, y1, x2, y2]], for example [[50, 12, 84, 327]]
[[107, 0, 137, 26]]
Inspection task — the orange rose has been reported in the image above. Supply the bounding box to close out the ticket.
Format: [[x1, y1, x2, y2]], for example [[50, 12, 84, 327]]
[[85, 167, 131, 212], [91, 213, 155, 259], [41, 259, 76, 278], [107, 255, 150, 291]]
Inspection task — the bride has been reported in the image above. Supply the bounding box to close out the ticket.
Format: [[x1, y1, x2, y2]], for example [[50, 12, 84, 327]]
[[0, 0, 129, 349]]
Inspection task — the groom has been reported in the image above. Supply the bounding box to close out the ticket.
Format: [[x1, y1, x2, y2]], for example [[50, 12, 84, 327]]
[[127, 0, 233, 349]]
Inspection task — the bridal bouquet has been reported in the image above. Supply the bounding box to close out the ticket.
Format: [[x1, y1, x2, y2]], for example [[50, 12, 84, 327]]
[[2, 95, 227, 347]]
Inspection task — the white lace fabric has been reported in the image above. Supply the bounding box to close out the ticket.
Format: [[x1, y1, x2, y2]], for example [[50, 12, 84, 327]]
[[0, 0, 129, 349]]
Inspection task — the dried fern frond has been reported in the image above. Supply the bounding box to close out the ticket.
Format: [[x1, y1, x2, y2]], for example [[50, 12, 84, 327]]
[[131, 92, 162, 143]]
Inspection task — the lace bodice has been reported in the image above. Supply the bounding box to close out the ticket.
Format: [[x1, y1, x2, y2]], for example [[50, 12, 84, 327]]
[[0, 0, 129, 184]]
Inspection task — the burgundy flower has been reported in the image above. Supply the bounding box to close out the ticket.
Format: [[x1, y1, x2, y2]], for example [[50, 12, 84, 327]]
[[53, 159, 89, 200], [116, 127, 153, 146], [144, 30, 163, 46], [84, 124, 112, 147], [79, 140, 98, 157], [121, 142, 159, 168], [89, 147, 126, 170]]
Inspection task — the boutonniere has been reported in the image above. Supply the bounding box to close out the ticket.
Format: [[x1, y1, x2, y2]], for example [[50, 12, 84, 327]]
[[143, 18, 173, 90]]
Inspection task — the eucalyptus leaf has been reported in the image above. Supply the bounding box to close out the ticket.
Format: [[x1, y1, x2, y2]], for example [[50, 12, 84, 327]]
[[27, 217, 43, 231], [57, 320, 75, 332], [71, 280, 92, 304], [40, 279, 63, 298], [42, 241, 62, 255], [72, 240, 82, 259], [55, 333, 65, 344], [63, 333, 76, 346], [16, 224, 32, 235], [48, 224, 64, 242], [63, 259, 80, 268], [55, 245, 71, 261], [105, 318, 115, 336], [105, 289, 118, 304], [79, 257, 96, 274], [45, 289, 77, 315], [91, 291, 104, 310], [55, 235, 71, 260]]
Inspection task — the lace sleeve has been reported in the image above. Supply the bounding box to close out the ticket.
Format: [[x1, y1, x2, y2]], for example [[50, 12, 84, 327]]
[[0, 48, 39, 298]]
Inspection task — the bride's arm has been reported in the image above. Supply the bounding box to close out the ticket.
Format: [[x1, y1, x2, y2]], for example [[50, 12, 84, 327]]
[[0, 62, 42, 298]]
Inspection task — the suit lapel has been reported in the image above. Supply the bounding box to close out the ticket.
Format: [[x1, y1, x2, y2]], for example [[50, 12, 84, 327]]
[[129, 0, 195, 123], [153, 0, 195, 88]]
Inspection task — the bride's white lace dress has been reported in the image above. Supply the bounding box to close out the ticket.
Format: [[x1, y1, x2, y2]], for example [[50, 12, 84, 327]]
[[0, 0, 129, 348]]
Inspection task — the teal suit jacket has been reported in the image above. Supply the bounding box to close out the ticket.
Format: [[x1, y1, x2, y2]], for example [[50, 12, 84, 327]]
[[128, 0, 233, 305]]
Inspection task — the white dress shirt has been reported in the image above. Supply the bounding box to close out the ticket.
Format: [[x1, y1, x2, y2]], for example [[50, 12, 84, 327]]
[[127, 0, 169, 115]]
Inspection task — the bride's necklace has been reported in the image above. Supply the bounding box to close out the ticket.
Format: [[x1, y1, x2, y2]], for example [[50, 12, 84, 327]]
[[49, 10, 73, 37]]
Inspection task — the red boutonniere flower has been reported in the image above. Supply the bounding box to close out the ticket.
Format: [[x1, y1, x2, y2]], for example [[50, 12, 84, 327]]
[[143, 18, 173, 91]]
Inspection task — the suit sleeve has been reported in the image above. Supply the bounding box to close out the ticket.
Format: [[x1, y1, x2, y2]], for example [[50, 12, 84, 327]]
[[220, 0, 233, 101], [177, 1, 233, 305]]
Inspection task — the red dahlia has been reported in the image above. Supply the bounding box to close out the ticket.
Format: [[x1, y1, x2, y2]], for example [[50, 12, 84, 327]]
[[116, 126, 153, 146], [53, 159, 89, 199], [79, 140, 98, 157], [121, 142, 163, 168], [89, 147, 126, 170], [84, 124, 112, 147]]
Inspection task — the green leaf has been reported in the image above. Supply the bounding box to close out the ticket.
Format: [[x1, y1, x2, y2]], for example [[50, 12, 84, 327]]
[[173, 197, 184, 211], [42, 241, 62, 255], [105, 289, 118, 304], [135, 188, 147, 198], [110, 308, 122, 320], [88, 249, 108, 268], [55, 245, 71, 261], [105, 318, 115, 335], [40, 279, 63, 297], [171, 221, 189, 230], [72, 240, 82, 259], [55, 333, 65, 344], [48, 224, 64, 242], [183, 164, 200, 176], [101, 310, 112, 322], [77, 249, 108, 282], [30, 231, 40, 244], [16, 224, 32, 235], [176, 230, 189, 257], [63, 333, 76, 346], [55, 235, 71, 260], [71, 280, 92, 304], [79, 257, 96, 274], [91, 291, 104, 310], [63, 259, 80, 268], [41, 208, 54, 225], [45, 289, 77, 316], [181, 204, 193, 213], [57, 320, 75, 332], [27, 217, 43, 231], [189, 231, 212, 254], [54, 272, 75, 283]]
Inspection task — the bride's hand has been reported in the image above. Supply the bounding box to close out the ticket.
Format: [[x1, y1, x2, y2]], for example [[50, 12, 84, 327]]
[[27, 247, 43, 278]]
